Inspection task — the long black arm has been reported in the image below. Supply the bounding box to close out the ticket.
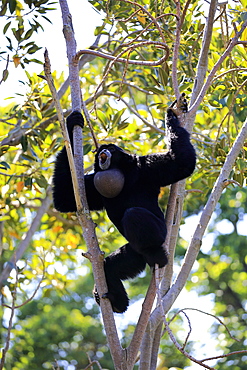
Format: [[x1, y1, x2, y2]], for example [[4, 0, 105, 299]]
[[142, 109, 196, 187], [52, 111, 104, 212]]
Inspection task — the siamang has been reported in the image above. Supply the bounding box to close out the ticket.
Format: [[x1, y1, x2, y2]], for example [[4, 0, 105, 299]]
[[53, 104, 196, 313]]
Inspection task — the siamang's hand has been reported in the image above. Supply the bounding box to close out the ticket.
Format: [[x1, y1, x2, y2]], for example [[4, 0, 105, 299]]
[[166, 93, 188, 128], [66, 111, 84, 135], [168, 93, 188, 116]]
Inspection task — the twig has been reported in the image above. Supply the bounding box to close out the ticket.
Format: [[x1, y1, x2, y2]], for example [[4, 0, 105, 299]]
[[3, 257, 46, 310], [161, 116, 247, 314], [104, 92, 165, 134], [43, 50, 84, 213], [169, 307, 240, 343], [189, 18, 247, 115], [212, 68, 247, 82], [0, 267, 18, 370], [75, 41, 169, 67], [155, 266, 216, 370], [172, 0, 182, 99], [190, 0, 218, 105], [0, 187, 52, 287], [119, 0, 166, 43], [58, 2, 125, 369], [85, 353, 103, 370], [126, 272, 158, 369], [201, 350, 247, 363]]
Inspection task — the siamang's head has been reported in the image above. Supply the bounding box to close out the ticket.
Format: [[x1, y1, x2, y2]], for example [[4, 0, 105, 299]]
[[95, 144, 131, 172]]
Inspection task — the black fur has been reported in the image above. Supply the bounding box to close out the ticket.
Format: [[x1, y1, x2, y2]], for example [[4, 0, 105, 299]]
[[53, 110, 196, 313]]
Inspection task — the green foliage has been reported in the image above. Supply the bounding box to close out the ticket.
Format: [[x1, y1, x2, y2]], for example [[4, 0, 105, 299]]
[[1, 0, 56, 70], [4, 278, 112, 369], [186, 188, 247, 369]]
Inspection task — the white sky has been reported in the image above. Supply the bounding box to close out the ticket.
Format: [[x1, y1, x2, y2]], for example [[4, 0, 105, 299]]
[[0, 0, 102, 105]]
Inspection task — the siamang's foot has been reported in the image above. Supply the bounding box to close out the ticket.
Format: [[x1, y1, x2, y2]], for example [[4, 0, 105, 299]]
[[168, 93, 188, 117], [143, 246, 168, 268], [66, 111, 84, 135], [93, 285, 101, 306], [93, 284, 129, 313]]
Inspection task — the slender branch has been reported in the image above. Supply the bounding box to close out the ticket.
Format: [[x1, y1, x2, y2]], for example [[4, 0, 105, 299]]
[[172, 1, 182, 99], [75, 41, 169, 67], [153, 116, 247, 318], [169, 307, 240, 343], [190, 0, 218, 105], [119, 0, 166, 44], [212, 68, 247, 82], [189, 18, 247, 115], [3, 257, 45, 310], [0, 269, 17, 370], [126, 273, 157, 369], [201, 350, 247, 363], [155, 267, 216, 370], [0, 188, 52, 287], [43, 52, 84, 213], [58, 2, 125, 369], [104, 92, 165, 134]]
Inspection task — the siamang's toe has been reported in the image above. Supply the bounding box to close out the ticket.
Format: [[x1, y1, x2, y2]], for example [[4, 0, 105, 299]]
[[93, 285, 129, 313], [143, 247, 168, 268]]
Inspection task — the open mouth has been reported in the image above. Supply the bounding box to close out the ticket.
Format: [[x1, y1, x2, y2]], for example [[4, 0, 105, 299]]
[[100, 151, 108, 164], [98, 149, 112, 170]]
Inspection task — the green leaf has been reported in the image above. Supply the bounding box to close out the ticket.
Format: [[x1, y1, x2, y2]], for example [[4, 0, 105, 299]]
[[8, 0, 17, 14], [2, 69, 9, 82], [202, 105, 211, 115], [20, 135, 28, 152], [0, 161, 10, 170], [23, 28, 33, 40], [112, 108, 126, 127], [208, 100, 222, 108], [94, 24, 105, 36], [158, 67, 168, 87], [118, 21, 128, 33], [118, 119, 129, 130], [27, 45, 41, 54], [3, 21, 11, 34], [24, 177, 32, 188], [21, 153, 38, 162], [35, 174, 48, 188], [83, 143, 92, 155], [146, 86, 164, 95]]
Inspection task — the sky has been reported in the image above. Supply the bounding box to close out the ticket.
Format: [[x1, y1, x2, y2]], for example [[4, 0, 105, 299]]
[[0, 1, 238, 368], [0, 0, 102, 105]]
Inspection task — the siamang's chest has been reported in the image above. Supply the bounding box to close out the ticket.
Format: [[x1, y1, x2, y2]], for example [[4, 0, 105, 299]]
[[93, 169, 125, 198], [100, 170, 160, 226]]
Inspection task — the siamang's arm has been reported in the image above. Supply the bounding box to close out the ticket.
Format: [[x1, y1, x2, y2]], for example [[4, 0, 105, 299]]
[[142, 109, 196, 187], [52, 111, 104, 212]]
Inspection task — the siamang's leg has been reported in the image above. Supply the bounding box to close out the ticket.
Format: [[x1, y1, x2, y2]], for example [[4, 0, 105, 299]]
[[94, 244, 146, 313], [122, 207, 168, 268]]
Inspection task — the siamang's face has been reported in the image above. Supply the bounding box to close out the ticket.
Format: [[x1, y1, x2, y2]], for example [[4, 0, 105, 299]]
[[96, 144, 128, 171]]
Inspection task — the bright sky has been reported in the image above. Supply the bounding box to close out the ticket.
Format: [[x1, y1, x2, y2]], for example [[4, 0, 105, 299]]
[[1, 1, 239, 368], [0, 0, 102, 105]]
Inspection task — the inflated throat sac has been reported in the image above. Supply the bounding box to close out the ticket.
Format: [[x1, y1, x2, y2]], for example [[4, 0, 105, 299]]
[[94, 169, 125, 198]]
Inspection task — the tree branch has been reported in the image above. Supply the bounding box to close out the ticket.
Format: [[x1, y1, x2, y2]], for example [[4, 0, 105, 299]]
[[189, 18, 247, 116], [190, 0, 218, 105], [76, 41, 169, 67], [0, 187, 52, 287], [151, 115, 247, 321], [57, 2, 125, 368]]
